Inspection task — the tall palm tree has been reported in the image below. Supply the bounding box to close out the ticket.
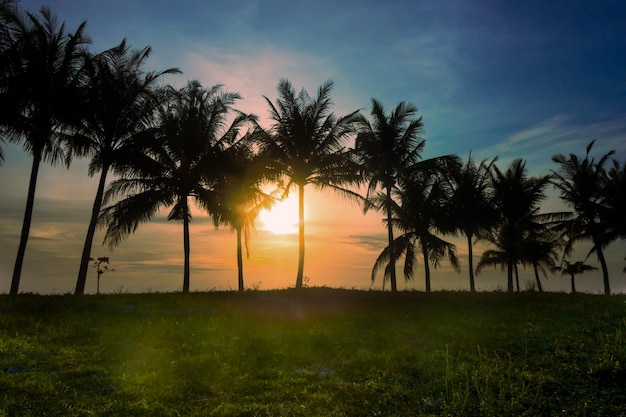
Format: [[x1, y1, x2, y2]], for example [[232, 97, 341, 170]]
[[444, 153, 497, 292], [372, 171, 459, 292], [551, 140, 616, 295], [261, 79, 361, 288], [72, 39, 179, 295], [479, 159, 551, 292], [0, 4, 90, 294], [559, 260, 597, 294], [99, 81, 253, 292], [208, 140, 278, 292], [354, 99, 456, 291]]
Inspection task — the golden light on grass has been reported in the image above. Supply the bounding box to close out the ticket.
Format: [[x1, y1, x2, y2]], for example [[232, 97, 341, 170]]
[[259, 194, 301, 235]]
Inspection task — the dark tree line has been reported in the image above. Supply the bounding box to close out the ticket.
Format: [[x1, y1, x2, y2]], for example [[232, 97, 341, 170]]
[[2, 1, 625, 295]]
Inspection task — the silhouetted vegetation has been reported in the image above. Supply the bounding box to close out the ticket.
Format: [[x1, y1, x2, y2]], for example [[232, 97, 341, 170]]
[[1, 1, 625, 294]]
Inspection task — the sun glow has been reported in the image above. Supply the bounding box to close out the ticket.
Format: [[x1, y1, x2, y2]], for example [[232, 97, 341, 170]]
[[259, 195, 301, 235]]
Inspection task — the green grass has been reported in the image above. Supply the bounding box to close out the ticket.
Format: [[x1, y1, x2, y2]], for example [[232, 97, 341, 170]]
[[1, 289, 625, 416]]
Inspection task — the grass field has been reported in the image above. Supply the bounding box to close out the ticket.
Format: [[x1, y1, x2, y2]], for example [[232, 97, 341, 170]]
[[1, 288, 625, 416]]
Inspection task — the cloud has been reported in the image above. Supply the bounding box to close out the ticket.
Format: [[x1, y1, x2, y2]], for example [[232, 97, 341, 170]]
[[475, 113, 626, 174], [181, 45, 339, 127]]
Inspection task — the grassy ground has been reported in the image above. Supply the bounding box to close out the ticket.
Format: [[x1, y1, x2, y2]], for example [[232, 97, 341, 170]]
[[1, 288, 625, 416]]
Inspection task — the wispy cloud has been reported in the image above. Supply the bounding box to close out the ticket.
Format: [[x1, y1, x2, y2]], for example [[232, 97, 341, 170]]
[[475, 114, 626, 173], [181, 45, 339, 127]]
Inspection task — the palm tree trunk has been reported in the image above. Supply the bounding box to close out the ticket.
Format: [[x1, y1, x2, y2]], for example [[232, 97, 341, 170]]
[[386, 186, 397, 292], [533, 264, 543, 292], [10, 151, 42, 295], [295, 184, 305, 288], [570, 273, 576, 294], [422, 244, 431, 293], [595, 244, 611, 295], [182, 200, 190, 293], [466, 232, 475, 292], [236, 227, 244, 292], [506, 259, 514, 293], [75, 165, 109, 295], [514, 263, 520, 292]]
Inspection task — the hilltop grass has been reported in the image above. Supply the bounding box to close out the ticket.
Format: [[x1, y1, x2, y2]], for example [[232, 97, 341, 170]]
[[1, 289, 625, 416]]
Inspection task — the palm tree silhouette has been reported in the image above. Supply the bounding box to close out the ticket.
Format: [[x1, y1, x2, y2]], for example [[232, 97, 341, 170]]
[[72, 39, 179, 295], [261, 79, 361, 289], [444, 153, 498, 292], [208, 140, 279, 292], [355, 99, 457, 292], [551, 140, 616, 295], [478, 159, 551, 292], [372, 171, 460, 292], [0, 4, 90, 294], [559, 260, 597, 294], [519, 229, 562, 292], [604, 160, 626, 248], [99, 81, 254, 292]]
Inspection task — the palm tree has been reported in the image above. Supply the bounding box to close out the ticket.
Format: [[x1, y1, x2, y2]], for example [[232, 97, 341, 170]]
[[603, 159, 626, 242], [479, 159, 551, 292], [519, 229, 562, 292], [261, 79, 361, 288], [559, 260, 597, 294], [354, 99, 456, 291], [372, 171, 459, 292], [0, 4, 90, 294], [73, 39, 179, 295], [551, 140, 616, 295], [208, 140, 278, 292], [99, 81, 254, 292], [444, 153, 497, 292]]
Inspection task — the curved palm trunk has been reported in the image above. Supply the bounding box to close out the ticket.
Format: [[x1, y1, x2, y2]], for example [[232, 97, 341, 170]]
[[422, 243, 431, 293], [466, 232, 476, 292], [295, 184, 305, 288], [182, 202, 191, 293], [532, 263, 544, 292], [236, 227, 244, 292], [10, 150, 42, 295], [514, 263, 520, 292], [75, 164, 109, 295], [386, 186, 397, 292], [594, 243, 611, 295], [570, 273, 576, 294]]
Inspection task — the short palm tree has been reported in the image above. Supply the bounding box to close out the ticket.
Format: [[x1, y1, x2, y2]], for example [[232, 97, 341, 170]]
[[354, 99, 456, 291], [0, 4, 90, 294], [479, 159, 551, 292], [551, 140, 616, 295], [372, 172, 460, 292], [559, 260, 597, 294], [72, 39, 179, 295], [99, 81, 253, 292], [261, 79, 361, 288], [444, 153, 498, 292], [519, 229, 562, 292], [208, 140, 278, 292]]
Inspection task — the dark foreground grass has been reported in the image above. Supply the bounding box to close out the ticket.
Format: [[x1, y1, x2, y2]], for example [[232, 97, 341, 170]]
[[1, 289, 625, 416]]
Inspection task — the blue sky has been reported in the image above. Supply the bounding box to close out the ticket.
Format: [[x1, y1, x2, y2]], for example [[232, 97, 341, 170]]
[[1, 0, 625, 294]]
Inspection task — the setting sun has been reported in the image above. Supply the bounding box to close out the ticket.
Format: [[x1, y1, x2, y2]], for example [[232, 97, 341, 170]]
[[259, 194, 301, 235]]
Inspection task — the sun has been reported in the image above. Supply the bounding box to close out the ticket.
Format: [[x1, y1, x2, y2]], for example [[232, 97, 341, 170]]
[[259, 194, 301, 235]]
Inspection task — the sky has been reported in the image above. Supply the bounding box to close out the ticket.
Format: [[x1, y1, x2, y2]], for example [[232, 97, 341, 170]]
[[1, 0, 626, 294]]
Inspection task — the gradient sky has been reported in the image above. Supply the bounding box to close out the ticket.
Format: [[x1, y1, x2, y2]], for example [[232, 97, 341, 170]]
[[2, 0, 625, 294]]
